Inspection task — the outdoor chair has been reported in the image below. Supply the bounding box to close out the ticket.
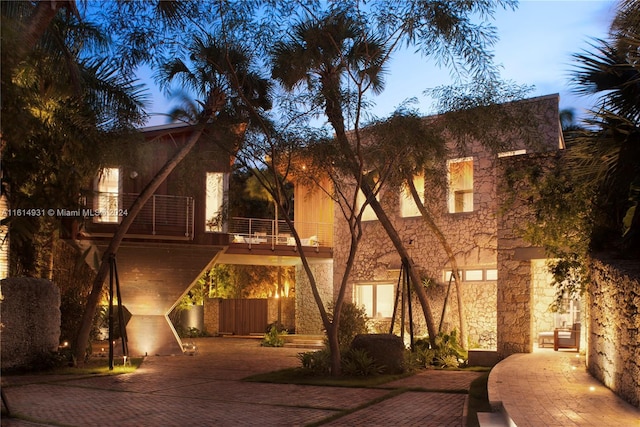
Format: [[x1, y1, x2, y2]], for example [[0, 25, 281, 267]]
[[554, 323, 581, 351]]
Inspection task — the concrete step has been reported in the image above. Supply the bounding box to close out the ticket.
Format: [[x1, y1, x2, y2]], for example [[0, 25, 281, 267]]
[[283, 340, 324, 349], [477, 412, 510, 427]]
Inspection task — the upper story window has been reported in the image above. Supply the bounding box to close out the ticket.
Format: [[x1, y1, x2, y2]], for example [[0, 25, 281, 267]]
[[94, 167, 120, 223], [205, 172, 226, 232], [497, 149, 526, 158], [447, 157, 473, 213], [400, 173, 425, 218]]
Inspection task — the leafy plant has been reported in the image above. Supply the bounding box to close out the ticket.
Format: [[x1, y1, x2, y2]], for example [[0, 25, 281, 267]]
[[413, 330, 468, 368], [261, 325, 287, 347], [327, 302, 369, 352], [298, 349, 331, 375], [341, 348, 381, 376]]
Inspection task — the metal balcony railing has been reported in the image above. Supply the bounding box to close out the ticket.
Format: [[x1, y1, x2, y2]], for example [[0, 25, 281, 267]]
[[82, 192, 195, 240], [228, 217, 333, 249]]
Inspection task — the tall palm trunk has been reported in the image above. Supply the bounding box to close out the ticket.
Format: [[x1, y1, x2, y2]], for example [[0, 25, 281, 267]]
[[73, 123, 206, 365], [321, 83, 438, 347]]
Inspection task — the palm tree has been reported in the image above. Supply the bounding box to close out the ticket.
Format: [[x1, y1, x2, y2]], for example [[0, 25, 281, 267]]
[[271, 12, 441, 357], [571, 0, 640, 252], [1, 2, 147, 275], [73, 35, 273, 364]]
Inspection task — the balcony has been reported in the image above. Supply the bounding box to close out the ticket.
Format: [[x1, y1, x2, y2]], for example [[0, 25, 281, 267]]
[[80, 192, 195, 241], [228, 217, 333, 250]]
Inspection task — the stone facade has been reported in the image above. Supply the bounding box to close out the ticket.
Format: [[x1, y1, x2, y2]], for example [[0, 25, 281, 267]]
[[495, 152, 560, 357], [587, 258, 640, 408], [203, 297, 220, 336], [267, 297, 295, 331], [295, 262, 333, 334], [1, 278, 61, 370], [333, 95, 562, 349]]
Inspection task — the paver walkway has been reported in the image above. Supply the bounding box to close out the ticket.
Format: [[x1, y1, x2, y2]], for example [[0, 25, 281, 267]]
[[488, 349, 640, 426], [1, 338, 480, 427]]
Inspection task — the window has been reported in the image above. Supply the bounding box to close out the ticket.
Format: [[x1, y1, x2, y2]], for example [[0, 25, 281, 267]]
[[447, 158, 473, 213], [400, 173, 425, 217], [443, 267, 498, 283], [356, 189, 378, 221], [94, 168, 120, 223], [205, 172, 225, 232], [355, 283, 394, 318], [497, 149, 526, 158], [465, 270, 484, 281]]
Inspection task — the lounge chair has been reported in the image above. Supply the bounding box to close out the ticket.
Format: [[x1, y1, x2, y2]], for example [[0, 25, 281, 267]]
[[554, 323, 581, 351]]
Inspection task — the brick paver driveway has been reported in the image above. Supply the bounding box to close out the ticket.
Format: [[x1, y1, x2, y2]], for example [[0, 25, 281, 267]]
[[2, 338, 482, 426]]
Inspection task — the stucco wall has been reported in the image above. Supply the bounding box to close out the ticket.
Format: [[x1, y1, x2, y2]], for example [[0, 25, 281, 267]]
[[587, 258, 640, 408], [1, 277, 61, 370]]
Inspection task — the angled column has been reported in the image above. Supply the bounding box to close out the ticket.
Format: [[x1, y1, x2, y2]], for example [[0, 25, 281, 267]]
[[107, 243, 222, 356]]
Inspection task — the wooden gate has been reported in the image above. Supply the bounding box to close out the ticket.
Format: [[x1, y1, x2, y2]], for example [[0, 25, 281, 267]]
[[219, 299, 268, 335]]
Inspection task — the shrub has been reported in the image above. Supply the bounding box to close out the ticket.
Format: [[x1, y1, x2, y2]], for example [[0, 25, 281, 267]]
[[261, 325, 287, 347], [298, 349, 331, 375], [351, 334, 405, 374], [327, 302, 369, 352], [342, 348, 381, 376], [413, 330, 468, 368]]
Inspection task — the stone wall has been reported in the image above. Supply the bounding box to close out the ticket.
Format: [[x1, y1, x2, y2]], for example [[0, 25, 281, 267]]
[[587, 258, 640, 408], [1, 277, 61, 370], [203, 297, 220, 335], [295, 262, 333, 334], [495, 153, 560, 357], [267, 297, 295, 332], [531, 259, 557, 335]]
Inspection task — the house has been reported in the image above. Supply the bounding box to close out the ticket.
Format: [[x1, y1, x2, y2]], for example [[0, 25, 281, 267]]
[[316, 93, 578, 357], [68, 122, 333, 355], [70, 93, 575, 359]]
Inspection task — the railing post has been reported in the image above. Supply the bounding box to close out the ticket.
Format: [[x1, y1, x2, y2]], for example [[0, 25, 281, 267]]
[[271, 219, 275, 250], [152, 195, 156, 235], [191, 199, 195, 239], [185, 198, 190, 237]]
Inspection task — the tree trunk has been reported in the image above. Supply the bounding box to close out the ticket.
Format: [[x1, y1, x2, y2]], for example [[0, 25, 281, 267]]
[[360, 181, 438, 347], [406, 177, 467, 349], [18, 1, 79, 62], [73, 124, 206, 365], [321, 83, 438, 348]]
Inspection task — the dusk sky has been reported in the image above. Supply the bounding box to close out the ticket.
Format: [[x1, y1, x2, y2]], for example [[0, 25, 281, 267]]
[[143, 1, 617, 127]]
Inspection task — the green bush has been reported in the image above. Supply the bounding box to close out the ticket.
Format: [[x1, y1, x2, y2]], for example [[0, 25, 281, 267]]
[[413, 330, 468, 368], [327, 302, 369, 352], [342, 348, 381, 376], [261, 325, 287, 347], [298, 349, 331, 375]]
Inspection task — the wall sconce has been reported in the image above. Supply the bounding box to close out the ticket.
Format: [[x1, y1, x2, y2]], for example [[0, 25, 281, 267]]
[[129, 171, 139, 179]]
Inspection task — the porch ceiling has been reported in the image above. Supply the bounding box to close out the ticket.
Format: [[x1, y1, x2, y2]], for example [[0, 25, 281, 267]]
[[215, 251, 332, 266]]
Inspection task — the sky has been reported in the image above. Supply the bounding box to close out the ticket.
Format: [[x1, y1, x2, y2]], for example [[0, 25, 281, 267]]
[[142, 0, 617, 127]]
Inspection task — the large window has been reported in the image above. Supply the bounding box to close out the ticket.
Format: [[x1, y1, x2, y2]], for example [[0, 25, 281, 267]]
[[355, 283, 395, 319], [205, 172, 226, 232], [94, 168, 120, 223], [400, 173, 425, 217], [447, 158, 473, 213]]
